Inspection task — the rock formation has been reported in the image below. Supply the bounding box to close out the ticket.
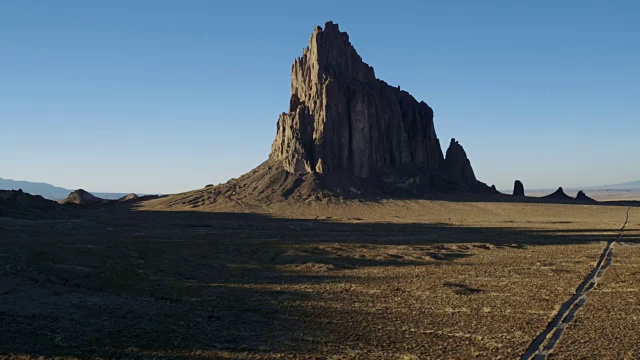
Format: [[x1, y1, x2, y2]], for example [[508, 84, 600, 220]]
[[513, 180, 525, 196], [443, 139, 479, 189], [119, 193, 139, 202], [59, 189, 103, 205], [153, 22, 496, 209], [268, 21, 491, 195], [575, 190, 596, 202], [0, 189, 58, 218], [543, 187, 572, 201]]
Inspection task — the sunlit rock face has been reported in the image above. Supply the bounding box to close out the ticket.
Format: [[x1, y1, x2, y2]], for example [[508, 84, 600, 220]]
[[270, 21, 494, 195], [270, 21, 444, 178]]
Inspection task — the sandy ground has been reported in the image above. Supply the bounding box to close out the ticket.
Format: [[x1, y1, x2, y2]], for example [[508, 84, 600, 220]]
[[549, 211, 640, 359], [0, 200, 637, 359]]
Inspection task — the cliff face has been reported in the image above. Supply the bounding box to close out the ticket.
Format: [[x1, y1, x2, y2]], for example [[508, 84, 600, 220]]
[[270, 22, 444, 179]]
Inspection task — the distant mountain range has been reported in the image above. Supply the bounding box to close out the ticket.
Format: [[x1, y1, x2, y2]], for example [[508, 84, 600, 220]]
[[0, 177, 148, 201], [584, 180, 640, 190]]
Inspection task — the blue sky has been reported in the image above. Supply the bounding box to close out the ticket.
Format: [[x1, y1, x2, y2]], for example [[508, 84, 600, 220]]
[[1, 1, 638, 194]]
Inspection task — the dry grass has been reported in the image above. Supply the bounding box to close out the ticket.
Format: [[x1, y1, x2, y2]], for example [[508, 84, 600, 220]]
[[548, 211, 640, 359], [0, 200, 636, 359]]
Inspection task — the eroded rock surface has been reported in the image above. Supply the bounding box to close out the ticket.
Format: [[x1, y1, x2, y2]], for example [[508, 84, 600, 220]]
[[270, 21, 443, 179], [268, 21, 494, 196]]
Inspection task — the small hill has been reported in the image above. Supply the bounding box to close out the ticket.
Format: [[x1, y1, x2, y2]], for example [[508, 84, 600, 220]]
[[543, 187, 573, 201], [0, 176, 155, 201], [119, 193, 139, 202], [575, 190, 597, 203], [0, 189, 60, 218], [59, 189, 103, 205]]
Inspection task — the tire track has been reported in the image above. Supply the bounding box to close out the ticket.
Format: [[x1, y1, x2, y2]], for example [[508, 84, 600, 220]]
[[521, 207, 631, 360]]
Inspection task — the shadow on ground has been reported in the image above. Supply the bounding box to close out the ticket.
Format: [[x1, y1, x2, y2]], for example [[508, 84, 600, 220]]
[[0, 206, 637, 359]]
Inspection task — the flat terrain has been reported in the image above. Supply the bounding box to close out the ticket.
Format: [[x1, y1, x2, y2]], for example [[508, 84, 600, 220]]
[[551, 215, 640, 359], [1, 200, 638, 359]]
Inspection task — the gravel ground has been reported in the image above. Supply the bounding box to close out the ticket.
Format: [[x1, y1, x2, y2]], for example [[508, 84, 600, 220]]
[[0, 200, 635, 359]]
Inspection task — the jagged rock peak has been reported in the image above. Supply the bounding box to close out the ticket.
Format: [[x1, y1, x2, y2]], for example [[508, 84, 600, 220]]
[[576, 190, 596, 202], [444, 139, 477, 185], [513, 180, 525, 196], [298, 21, 376, 84], [543, 187, 572, 200], [270, 21, 444, 179]]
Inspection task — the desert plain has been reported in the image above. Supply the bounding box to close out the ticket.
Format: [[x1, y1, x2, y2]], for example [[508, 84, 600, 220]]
[[1, 197, 638, 359]]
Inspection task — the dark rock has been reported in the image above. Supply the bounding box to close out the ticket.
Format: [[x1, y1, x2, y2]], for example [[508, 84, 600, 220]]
[[268, 21, 490, 194], [513, 180, 525, 196], [576, 190, 597, 202], [270, 21, 444, 178], [444, 139, 477, 188], [543, 187, 573, 200], [0, 189, 58, 218]]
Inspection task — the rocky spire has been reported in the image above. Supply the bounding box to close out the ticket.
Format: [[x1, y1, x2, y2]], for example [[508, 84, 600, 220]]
[[444, 139, 477, 186], [513, 180, 525, 196], [270, 21, 444, 178]]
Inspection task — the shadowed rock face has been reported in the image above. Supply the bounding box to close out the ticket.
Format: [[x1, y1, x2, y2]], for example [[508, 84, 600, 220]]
[[576, 190, 597, 202], [270, 21, 444, 178], [0, 189, 57, 211], [268, 21, 494, 196], [513, 180, 525, 196], [444, 139, 477, 187], [543, 187, 573, 200]]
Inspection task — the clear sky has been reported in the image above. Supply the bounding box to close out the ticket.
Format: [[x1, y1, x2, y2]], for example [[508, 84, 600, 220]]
[[1, 1, 638, 194]]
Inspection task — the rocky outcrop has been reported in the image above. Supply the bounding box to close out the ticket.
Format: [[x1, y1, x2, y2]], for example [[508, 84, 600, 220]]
[[443, 139, 477, 187], [59, 189, 103, 205], [0, 189, 59, 218], [270, 21, 443, 178], [119, 193, 139, 202], [543, 187, 572, 201], [575, 190, 597, 202], [513, 180, 525, 196], [268, 21, 490, 194]]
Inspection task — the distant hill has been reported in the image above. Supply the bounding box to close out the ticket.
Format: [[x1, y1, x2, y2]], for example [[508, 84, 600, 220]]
[[0, 177, 71, 200], [585, 180, 640, 190], [0, 177, 150, 200]]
